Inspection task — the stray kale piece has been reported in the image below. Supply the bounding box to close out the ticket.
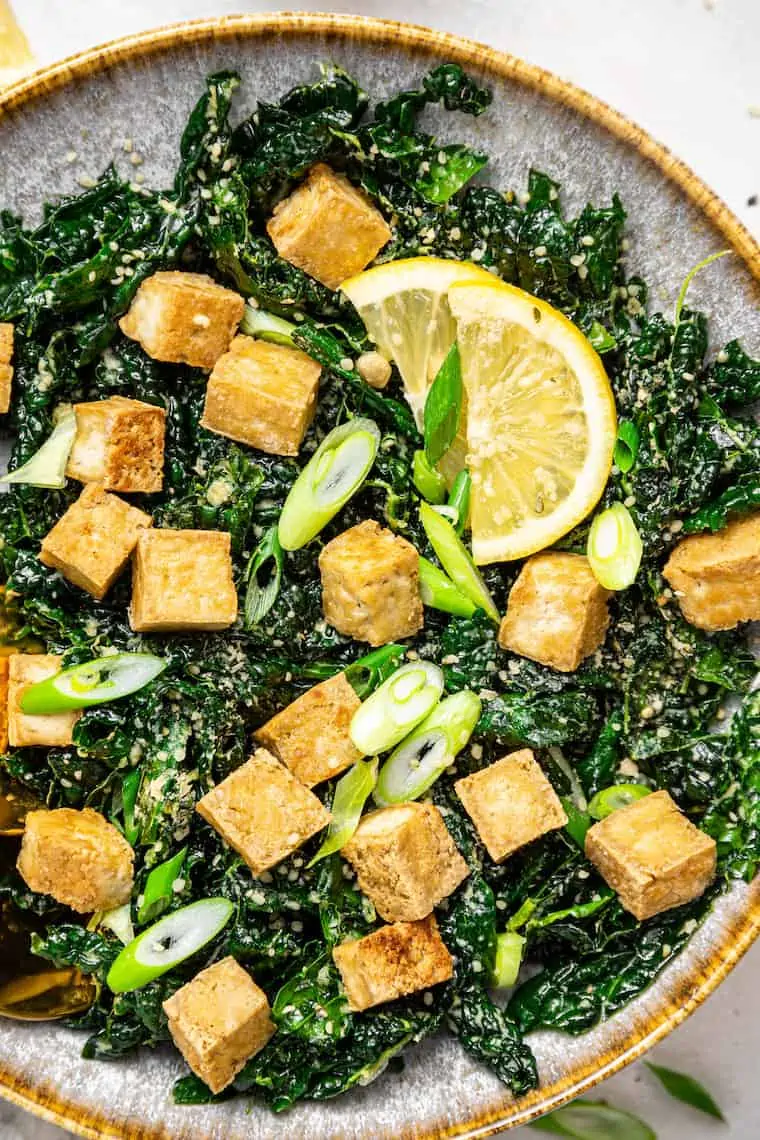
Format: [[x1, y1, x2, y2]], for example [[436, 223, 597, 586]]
[[1, 58, 759, 1115]]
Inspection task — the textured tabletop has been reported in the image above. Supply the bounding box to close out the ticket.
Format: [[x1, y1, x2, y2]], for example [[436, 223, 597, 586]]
[[4, 1, 760, 1137]]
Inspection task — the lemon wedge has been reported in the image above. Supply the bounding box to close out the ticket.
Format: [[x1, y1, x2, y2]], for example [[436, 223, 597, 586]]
[[340, 256, 494, 438], [448, 281, 617, 565]]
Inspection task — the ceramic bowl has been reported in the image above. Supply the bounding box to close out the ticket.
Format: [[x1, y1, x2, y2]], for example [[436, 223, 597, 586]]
[[0, 14, 759, 1139]]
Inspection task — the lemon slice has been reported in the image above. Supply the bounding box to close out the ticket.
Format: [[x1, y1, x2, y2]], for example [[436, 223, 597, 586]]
[[341, 256, 494, 435], [448, 281, 617, 565]]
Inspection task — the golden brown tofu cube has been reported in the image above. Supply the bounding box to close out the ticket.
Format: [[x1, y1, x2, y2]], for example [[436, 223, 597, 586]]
[[455, 749, 567, 863], [499, 552, 611, 673], [267, 164, 391, 291], [343, 802, 469, 922], [333, 915, 453, 1012], [0, 657, 9, 753], [66, 396, 166, 493], [196, 749, 330, 875], [40, 484, 152, 601], [255, 672, 361, 787], [319, 520, 423, 646], [0, 322, 13, 413], [663, 514, 760, 631], [130, 529, 237, 633], [7, 655, 81, 748], [119, 271, 245, 369], [17, 807, 134, 913], [201, 335, 320, 456], [163, 957, 275, 1094], [585, 790, 716, 920]]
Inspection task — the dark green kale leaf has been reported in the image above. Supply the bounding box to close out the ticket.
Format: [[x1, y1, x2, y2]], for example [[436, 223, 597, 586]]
[[478, 691, 600, 749], [508, 888, 716, 1034]]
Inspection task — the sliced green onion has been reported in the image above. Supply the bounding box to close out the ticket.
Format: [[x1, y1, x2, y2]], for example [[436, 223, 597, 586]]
[[99, 904, 135, 946], [561, 797, 592, 849], [419, 557, 476, 618], [137, 847, 187, 925], [278, 418, 380, 550], [588, 783, 651, 821], [424, 343, 463, 466], [244, 525, 283, 628], [1, 411, 76, 489], [350, 660, 443, 756], [413, 449, 447, 504], [345, 644, 407, 701], [241, 305, 299, 346], [587, 502, 643, 591], [121, 770, 140, 847], [107, 898, 233, 994], [375, 689, 481, 804], [20, 653, 167, 714], [448, 469, 471, 535], [491, 931, 525, 989], [308, 758, 378, 867], [420, 501, 499, 622], [587, 320, 617, 355], [613, 420, 639, 474]]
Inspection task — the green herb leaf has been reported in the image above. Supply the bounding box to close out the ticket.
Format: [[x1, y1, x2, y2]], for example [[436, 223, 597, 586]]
[[645, 1063, 725, 1121], [530, 1100, 656, 1138], [424, 343, 463, 466], [613, 420, 640, 473], [244, 526, 284, 628]]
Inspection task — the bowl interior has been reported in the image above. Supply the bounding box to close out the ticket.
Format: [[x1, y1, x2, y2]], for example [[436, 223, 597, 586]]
[[0, 15, 759, 1140]]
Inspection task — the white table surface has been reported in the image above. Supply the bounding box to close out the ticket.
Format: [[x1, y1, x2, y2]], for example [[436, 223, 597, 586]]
[[4, 1, 760, 1137]]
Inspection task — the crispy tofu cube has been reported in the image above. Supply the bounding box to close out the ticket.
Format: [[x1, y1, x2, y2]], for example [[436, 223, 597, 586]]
[[196, 748, 330, 875], [66, 396, 166, 493], [7, 655, 81, 748], [255, 672, 361, 787], [343, 802, 469, 922], [663, 514, 760, 631], [585, 789, 716, 920], [201, 335, 320, 456], [267, 164, 391, 290], [499, 552, 611, 673], [319, 520, 423, 646], [0, 322, 13, 413], [17, 807, 134, 913], [455, 749, 567, 863], [40, 484, 152, 600], [163, 957, 275, 1094], [130, 529, 237, 633], [119, 271, 245, 369], [333, 915, 453, 1012], [0, 657, 8, 753]]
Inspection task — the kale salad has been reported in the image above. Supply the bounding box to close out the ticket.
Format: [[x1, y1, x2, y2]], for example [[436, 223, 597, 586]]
[[1, 62, 760, 1114]]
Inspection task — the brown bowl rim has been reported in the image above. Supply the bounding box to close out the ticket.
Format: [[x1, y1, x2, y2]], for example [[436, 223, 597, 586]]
[[0, 12, 759, 1140]]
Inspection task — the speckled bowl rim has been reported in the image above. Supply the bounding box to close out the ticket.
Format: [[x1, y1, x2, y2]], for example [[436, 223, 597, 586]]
[[0, 12, 759, 1140]]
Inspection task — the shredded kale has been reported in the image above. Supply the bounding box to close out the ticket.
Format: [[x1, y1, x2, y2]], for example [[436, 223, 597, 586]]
[[1, 61, 758, 1112]]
